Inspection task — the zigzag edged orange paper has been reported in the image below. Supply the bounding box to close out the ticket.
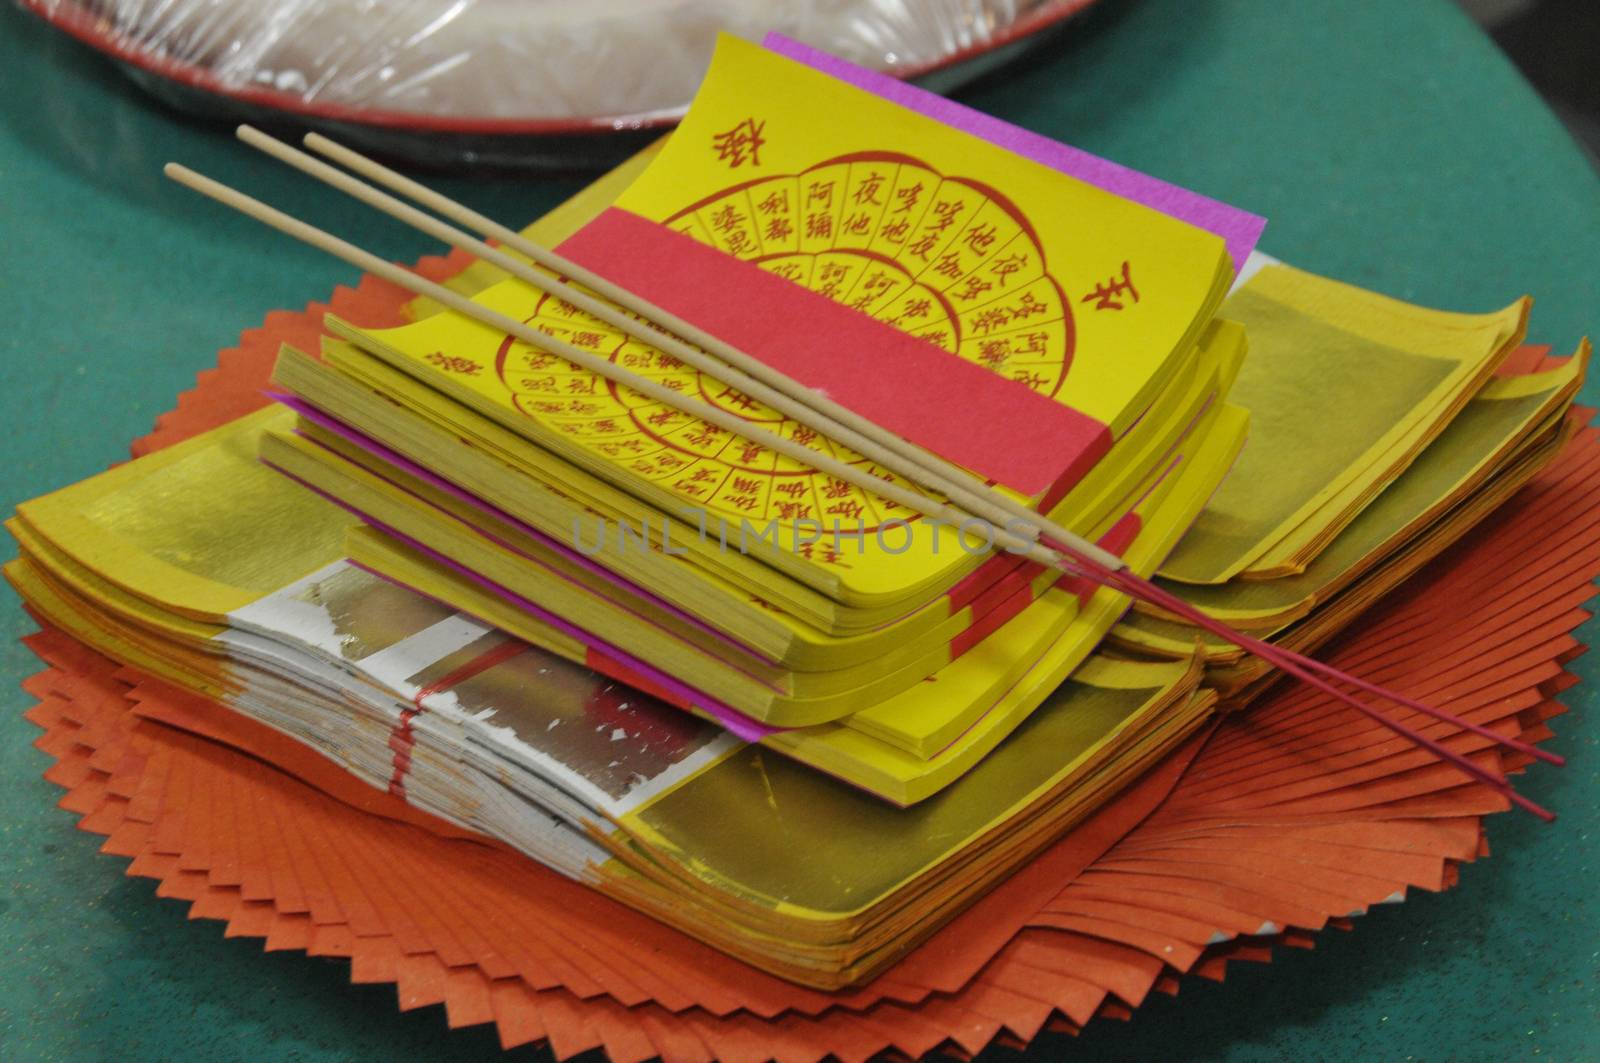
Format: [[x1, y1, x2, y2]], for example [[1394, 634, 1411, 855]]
[[14, 255, 1593, 1058]]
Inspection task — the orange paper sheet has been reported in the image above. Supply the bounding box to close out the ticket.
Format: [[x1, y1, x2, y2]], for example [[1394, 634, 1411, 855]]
[[19, 246, 1592, 1061]]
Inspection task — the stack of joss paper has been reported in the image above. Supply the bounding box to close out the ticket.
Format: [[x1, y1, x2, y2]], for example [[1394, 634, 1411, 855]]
[[5, 33, 1592, 1037], [264, 35, 1260, 807], [1110, 298, 1588, 701]]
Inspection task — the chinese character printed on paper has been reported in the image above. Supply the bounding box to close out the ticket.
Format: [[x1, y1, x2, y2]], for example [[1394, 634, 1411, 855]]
[[711, 117, 767, 168], [1081, 261, 1140, 311], [424, 351, 481, 376]]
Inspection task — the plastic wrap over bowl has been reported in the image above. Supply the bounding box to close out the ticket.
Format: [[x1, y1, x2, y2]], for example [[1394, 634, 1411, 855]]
[[21, 0, 1102, 167]]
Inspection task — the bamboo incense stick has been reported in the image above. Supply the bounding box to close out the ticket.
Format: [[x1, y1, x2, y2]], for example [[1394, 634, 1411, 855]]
[[289, 131, 1566, 771], [163, 162, 1050, 563], [282, 131, 1565, 779], [163, 156, 1558, 819]]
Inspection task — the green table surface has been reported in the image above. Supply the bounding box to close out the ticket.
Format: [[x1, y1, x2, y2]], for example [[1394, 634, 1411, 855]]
[[1, 0, 1596, 1059]]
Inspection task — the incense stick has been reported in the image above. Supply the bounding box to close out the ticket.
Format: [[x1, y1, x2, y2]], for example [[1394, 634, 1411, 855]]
[[164, 162, 1051, 564], [288, 130, 1565, 773], [283, 132, 1565, 776], [162, 155, 1558, 819]]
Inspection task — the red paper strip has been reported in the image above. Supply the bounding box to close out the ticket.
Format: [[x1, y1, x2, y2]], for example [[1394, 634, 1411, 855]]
[[556, 208, 1111, 497], [388, 640, 529, 796]]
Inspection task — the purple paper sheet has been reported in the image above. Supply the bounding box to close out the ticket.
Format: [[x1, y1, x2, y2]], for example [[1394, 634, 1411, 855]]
[[763, 34, 1265, 275]]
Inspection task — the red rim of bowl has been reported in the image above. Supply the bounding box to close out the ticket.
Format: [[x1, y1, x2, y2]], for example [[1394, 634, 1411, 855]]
[[22, 0, 1099, 136]]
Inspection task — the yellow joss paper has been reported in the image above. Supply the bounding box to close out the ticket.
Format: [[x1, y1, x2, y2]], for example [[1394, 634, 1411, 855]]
[[609, 34, 1229, 440], [13, 406, 353, 623], [259, 317, 1243, 726], [324, 34, 1234, 610], [605, 654, 1211, 986], [10, 481, 1209, 987], [1113, 342, 1587, 663], [1158, 264, 1527, 584], [266, 389, 1240, 798]]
